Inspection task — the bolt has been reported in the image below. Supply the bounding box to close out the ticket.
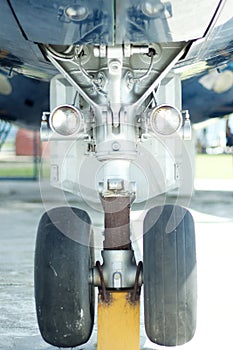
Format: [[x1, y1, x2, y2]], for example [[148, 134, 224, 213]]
[[112, 142, 120, 151], [113, 272, 122, 288], [114, 272, 121, 280], [109, 60, 121, 75]]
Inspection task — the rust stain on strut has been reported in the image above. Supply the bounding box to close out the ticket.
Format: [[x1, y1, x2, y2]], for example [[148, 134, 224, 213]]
[[101, 196, 131, 250]]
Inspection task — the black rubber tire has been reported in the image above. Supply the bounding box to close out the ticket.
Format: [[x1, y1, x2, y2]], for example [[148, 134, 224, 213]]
[[143, 205, 197, 346], [35, 206, 95, 348]]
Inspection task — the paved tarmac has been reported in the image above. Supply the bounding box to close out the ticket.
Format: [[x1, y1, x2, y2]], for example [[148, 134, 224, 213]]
[[0, 180, 233, 350]]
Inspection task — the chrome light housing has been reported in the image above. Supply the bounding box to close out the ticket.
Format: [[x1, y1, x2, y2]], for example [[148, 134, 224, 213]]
[[150, 104, 182, 136], [49, 105, 82, 136], [65, 6, 89, 22]]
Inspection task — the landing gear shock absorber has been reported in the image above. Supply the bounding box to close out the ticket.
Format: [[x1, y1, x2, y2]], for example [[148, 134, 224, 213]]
[[94, 179, 142, 350]]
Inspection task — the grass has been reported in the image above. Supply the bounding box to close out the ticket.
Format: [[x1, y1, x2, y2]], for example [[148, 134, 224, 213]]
[[0, 166, 36, 178], [0, 160, 50, 179], [0, 154, 232, 179]]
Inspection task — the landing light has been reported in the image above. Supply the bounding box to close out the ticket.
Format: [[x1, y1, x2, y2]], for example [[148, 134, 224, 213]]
[[65, 6, 89, 21], [150, 104, 182, 136], [142, 2, 164, 17], [49, 105, 82, 136]]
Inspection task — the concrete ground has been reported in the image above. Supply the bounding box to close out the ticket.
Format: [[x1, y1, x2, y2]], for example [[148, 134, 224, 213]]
[[0, 179, 233, 350]]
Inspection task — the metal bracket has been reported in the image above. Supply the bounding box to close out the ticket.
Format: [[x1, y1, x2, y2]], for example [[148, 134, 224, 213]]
[[92, 254, 143, 303]]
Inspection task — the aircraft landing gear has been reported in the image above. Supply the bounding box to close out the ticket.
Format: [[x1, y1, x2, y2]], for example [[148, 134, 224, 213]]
[[34, 201, 197, 348], [35, 42, 197, 349]]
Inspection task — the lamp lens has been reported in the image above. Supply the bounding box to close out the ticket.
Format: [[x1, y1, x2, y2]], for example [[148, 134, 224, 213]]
[[50, 105, 81, 136], [150, 105, 182, 135]]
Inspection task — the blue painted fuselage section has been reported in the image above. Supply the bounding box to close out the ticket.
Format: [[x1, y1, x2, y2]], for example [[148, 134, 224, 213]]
[[182, 65, 233, 123]]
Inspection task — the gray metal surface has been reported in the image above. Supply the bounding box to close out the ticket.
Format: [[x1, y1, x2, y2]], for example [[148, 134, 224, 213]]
[[8, 0, 221, 44], [0, 180, 233, 349]]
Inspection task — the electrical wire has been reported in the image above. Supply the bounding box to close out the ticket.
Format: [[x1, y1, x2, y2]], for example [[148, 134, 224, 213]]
[[45, 44, 107, 96], [134, 51, 155, 83]]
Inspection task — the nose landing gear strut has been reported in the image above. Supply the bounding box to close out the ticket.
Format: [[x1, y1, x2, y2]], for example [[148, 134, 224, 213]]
[[94, 180, 143, 350]]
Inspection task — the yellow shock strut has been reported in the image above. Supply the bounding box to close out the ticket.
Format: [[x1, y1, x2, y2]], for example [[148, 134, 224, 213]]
[[97, 290, 140, 350], [97, 185, 142, 350]]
